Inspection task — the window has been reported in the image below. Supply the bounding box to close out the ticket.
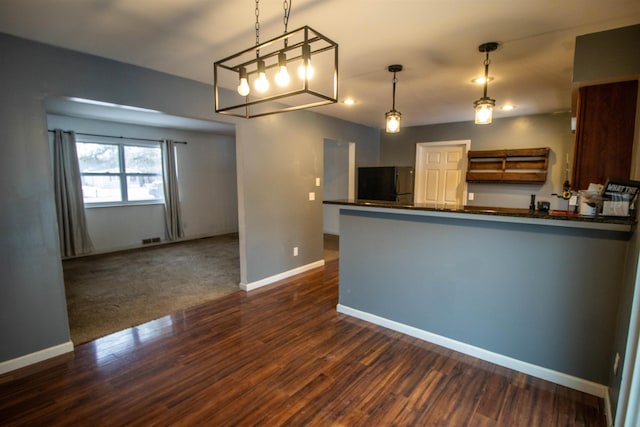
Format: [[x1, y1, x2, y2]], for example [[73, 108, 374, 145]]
[[76, 141, 164, 205]]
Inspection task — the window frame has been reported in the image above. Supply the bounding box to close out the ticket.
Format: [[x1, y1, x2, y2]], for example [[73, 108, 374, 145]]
[[76, 137, 165, 207]]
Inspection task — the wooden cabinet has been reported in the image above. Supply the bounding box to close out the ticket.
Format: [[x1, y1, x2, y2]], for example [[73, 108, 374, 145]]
[[572, 80, 638, 190]]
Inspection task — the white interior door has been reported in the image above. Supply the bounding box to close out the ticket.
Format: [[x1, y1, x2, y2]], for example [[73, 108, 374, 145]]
[[415, 141, 470, 206]]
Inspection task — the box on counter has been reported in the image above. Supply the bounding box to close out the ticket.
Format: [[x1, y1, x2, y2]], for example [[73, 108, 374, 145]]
[[601, 178, 639, 217]]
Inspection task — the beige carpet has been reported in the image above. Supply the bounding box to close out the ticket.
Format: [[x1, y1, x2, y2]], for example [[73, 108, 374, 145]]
[[63, 233, 340, 345], [63, 234, 241, 345]]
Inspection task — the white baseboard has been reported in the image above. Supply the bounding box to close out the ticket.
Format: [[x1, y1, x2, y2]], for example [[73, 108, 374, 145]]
[[336, 304, 609, 399], [64, 230, 239, 260], [0, 341, 74, 375], [240, 260, 325, 291], [604, 389, 613, 427]]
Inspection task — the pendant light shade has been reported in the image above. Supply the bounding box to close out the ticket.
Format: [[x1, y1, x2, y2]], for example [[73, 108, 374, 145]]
[[385, 64, 403, 133], [386, 110, 401, 133], [474, 98, 495, 124], [474, 42, 499, 125]]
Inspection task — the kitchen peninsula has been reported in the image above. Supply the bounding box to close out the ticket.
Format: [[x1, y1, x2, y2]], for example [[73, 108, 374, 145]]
[[325, 199, 635, 397]]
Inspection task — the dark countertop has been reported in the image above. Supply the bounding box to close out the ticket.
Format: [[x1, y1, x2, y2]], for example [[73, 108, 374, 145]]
[[323, 199, 637, 229]]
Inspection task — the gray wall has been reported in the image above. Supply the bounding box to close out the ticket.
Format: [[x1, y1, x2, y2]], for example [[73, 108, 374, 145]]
[[339, 208, 631, 383], [380, 113, 575, 210], [323, 139, 351, 201], [573, 24, 640, 84], [236, 111, 378, 285], [571, 23, 640, 417], [0, 32, 378, 363], [47, 114, 238, 253], [608, 83, 640, 415]]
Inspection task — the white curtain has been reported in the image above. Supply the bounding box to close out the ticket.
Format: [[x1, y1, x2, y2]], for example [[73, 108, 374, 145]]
[[52, 129, 93, 257], [162, 139, 184, 241]]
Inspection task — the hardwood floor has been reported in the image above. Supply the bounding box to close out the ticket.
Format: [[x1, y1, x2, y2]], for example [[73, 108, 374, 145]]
[[0, 260, 606, 426]]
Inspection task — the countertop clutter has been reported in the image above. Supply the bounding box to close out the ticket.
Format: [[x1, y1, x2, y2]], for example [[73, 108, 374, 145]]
[[324, 199, 636, 232]]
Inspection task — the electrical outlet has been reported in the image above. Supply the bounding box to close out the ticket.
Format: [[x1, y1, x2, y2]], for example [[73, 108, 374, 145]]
[[613, 352, 620, 375], [309, 192, 315, 201], [293, 247, 299, 256], [468, 192, 475, 201]]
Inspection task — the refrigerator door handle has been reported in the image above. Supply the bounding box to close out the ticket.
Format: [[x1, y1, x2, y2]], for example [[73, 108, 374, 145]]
[[394, 172, 399, 198]]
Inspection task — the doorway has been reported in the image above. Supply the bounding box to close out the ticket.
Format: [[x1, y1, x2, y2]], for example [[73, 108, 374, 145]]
[[414, 140, 470, 206], [46, 100, 240, 345], [323, 138, 355, 235]]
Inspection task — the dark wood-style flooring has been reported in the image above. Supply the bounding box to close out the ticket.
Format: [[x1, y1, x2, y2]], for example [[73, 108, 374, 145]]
[[0, 260, 606, 426]]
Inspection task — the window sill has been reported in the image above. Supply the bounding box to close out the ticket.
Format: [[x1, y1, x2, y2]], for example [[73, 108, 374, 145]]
[[84, 201, 165, 209]]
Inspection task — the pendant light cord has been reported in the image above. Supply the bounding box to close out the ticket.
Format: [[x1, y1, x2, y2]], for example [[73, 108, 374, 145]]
[[483, 51, 491, 99], [283, 0, 291, 47], [255, 0, 260, 56], [392, 72, 398, 111], [283, 0, 291, 33]]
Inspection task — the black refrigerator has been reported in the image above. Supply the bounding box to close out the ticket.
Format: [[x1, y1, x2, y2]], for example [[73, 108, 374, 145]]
[[357, 166, 414, 203]]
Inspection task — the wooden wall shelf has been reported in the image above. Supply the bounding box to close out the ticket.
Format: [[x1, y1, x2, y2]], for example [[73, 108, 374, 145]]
[[466, 147, 550, 184]]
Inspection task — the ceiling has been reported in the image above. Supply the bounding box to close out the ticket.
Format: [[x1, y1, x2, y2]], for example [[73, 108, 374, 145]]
[[45, 97, 236, 135], [1, 0, 639, 130]]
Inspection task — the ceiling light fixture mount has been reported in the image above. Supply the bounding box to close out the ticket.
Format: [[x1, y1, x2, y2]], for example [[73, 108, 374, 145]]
[[473, 41, 499, 125], [385, 64, 403, 133], [214, 0, 338, 119]]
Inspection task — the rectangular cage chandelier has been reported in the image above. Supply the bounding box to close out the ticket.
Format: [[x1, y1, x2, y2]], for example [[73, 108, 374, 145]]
[[214, 25, 338, 119]]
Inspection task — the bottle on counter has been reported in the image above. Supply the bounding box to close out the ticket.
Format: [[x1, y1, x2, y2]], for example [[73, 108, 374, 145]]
[[529, 194, 536, 213]]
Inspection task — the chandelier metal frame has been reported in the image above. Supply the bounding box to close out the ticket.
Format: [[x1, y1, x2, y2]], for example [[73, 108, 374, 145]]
[[214, 21, 338, 118]]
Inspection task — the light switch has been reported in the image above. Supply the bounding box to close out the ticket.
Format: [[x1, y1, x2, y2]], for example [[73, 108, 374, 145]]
[[316, 177, 321, 187], [309, 192, 315, 201]]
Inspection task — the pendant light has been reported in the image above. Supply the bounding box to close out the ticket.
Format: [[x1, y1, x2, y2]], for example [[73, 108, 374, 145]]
[[473, 42, 499, 125], [213, 0, 338, 119], [385, 64, 403, 133]]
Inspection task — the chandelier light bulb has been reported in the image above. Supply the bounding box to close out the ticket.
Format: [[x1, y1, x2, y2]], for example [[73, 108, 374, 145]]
[[237, 67, 250, 96], [298, 44, 314, 81], [275, 52, 290, 86], [276, 66, 290, 86], [237, 78, 250, 96], [298, 61, 314, 80], [255, 73, 269, 92], [254, 59, 269, 92]]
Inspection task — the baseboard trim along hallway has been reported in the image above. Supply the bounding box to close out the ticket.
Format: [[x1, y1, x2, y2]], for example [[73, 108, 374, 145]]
[[240, 260, 325, 291]]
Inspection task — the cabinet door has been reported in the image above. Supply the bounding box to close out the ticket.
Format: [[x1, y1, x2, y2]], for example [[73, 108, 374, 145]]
[[572, 80, 638, 191]]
